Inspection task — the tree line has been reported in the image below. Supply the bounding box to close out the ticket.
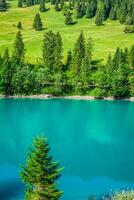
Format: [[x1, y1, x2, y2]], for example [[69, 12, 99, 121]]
[[16, 0, 134, 27], [0, 30, 134, 97]]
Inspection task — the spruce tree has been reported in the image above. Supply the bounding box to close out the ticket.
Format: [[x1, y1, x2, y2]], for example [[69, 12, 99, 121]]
[[42, 31, 56, 73], [65, 10, 73, 25], [65, 50, 72, 70], [17, 21, 22, 30], [72, 31, 85, 75], [95, 10, 103, 26], [0, 0, 7, 11], [18, 0, 23, 8], [55, 0, 60, 11], [33, 13, 43, 31], [13, 31, 25, 63], [1, 49, 13, 95], [39, 0, 46, 12], [109, 7, 116, 20], [54, 32, 63, 72], [129, 45, 134, 69], [20, 135, 63, 200]]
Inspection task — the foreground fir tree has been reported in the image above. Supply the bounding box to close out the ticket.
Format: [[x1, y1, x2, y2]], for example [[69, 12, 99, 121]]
[[33, 13, 43, 31], [20, 135, 63, 200]]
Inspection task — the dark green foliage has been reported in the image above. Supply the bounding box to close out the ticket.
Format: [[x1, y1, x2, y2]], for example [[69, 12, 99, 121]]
[[20, 135, 63, 200], [109, 7, 116, 20], [55, 0, 60, 11], [65, 10, 73, 25], [72, 31, 85, 76], [33, 13, 43, 30], [18, 0, 23, 7], [95, 11, 103, 26], [39, 0, 46, 12], [0, 49, 13, 95], [124, 25, 134, 33], [86, 0, 97, 18], [13, 31, 25, 63], [42, 31, 56, 73], [0, 0, 7, 11], [129, 45, 134, 69], [17, 21, 22, 30]]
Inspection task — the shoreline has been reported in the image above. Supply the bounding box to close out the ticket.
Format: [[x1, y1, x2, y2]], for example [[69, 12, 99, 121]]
[[0, 95, 134, 101]]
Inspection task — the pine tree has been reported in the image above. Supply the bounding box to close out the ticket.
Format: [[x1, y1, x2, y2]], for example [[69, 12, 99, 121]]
[[72, 31, 85, 75], [95, 10, 103, 26], [62, 3, 67, 15], [129, 45, 134, 69], [54, 32, 63, 72], [0, 0, 7, 11], [17, 21, 22, 30], [39, 0, 46, 12], [13, 31, 25, 63], [55, 0, 60, 11], [1, 49, 13, 95], [109, 7, 116, 20], [65, 50, 72, 70], [65, 10, 73, 25], [20, 135, 63, 200], [42, 31, 56, 73], [33, 13, 43, 31], [18, 0, 23, 8]]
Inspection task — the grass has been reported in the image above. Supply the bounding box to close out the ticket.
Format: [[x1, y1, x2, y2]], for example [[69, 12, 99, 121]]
[[0, 0, 134, 63]]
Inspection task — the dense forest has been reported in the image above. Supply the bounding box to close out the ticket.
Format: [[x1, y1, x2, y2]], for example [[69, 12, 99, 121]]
[[0, 30, 133, 97]]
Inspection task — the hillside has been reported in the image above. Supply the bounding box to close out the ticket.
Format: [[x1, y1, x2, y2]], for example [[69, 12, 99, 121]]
[[0, 0, 134, 62]]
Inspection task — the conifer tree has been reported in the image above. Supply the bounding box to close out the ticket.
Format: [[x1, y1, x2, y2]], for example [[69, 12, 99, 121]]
[[39, 0, 46, 12], [17, 21, 22, 30], [95, 10, 103, 26], [65, 10, 73, 25], [65, 50, 72, 70], [33, 13, 43, 31], [20, 135, 63, 200], [1, 49, 13, 95], [42, 31, 56, 73], [55, 0, 60, 11], [72, 31, 85, 75], [109, 7, 116, 20], [0, 0, 7, 11], [18, 0, 23, 8], [62, 3, 67, 15], [129, 45, 134, 69], [54, 32, 63, 72], [13, 31, 25, 63]]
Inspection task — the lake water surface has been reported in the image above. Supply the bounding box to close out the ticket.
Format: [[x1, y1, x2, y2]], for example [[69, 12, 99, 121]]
[[0, 99, 134, 200]]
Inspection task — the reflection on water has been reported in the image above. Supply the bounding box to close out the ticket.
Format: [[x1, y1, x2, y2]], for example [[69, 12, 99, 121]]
[[0, 99, 134, 200]]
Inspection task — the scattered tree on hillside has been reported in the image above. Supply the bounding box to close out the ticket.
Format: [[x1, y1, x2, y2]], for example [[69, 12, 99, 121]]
[[18, 0, 23, 8], [65, 10, 73, 25], [0, 0, 7, 11], [17, 21, 22, 30], [33, 13, 43, 30], [39, 0, 46, 12]]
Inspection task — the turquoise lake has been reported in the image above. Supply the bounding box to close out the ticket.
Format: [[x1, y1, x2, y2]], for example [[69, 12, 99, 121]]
[[0, 98, 134, 200]]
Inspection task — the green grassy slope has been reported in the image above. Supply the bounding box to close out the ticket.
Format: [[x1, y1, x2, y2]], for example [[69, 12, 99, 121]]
[[0, 0, 134, 63]]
